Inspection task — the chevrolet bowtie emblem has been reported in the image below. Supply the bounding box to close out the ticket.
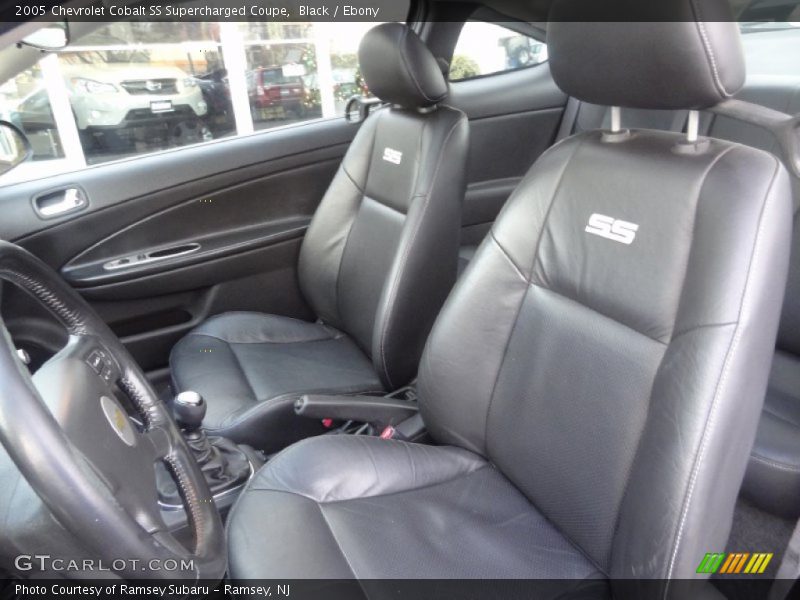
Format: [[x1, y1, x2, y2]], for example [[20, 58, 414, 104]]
[[101, 395, 136, 447]]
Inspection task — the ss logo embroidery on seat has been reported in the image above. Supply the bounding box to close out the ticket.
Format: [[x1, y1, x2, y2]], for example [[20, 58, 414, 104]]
[[584, 213, 639, 245], [382, 147, 403, 165]]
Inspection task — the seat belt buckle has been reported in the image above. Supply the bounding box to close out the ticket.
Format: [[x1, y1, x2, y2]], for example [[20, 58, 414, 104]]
[[380, 425, 409, 441]]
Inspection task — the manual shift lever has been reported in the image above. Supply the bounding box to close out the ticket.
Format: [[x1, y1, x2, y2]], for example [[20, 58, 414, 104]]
[[169, 390, 251, 495], [173, 391, 206, 434], [172, 390, 218, 471]]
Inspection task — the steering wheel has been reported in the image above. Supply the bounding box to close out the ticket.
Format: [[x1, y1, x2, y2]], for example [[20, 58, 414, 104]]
[[0, 241, 226, 580]]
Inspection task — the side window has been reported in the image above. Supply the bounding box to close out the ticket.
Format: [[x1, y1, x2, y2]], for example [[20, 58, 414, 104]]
[[0, 14, 407, 183], [242, 22, 375, 130], [59, 23, 229, 166], [450, 22, 547, 82], [0, 65, 65, 162]]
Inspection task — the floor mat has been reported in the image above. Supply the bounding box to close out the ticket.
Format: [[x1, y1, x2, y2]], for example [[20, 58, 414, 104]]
[[713, 496, 795, 599]]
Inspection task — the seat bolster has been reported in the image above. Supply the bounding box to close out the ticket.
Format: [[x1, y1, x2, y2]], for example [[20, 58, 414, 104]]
[[744, 411, 800, 518], [227, 490, 357, 580], [248, 435, 488, 503], [742, 351, 800, 518], [186, 311, 339, 344], [372, 108, 469, 388]]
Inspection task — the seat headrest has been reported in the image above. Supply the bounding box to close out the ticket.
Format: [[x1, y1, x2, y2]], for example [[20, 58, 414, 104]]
[[358, 23, 448, 109], [547, 0, 746, 110]]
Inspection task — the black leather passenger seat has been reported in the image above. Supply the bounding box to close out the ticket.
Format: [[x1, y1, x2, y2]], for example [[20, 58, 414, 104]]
[[227, 4, 793, 590], [459, 89, 800, 521]]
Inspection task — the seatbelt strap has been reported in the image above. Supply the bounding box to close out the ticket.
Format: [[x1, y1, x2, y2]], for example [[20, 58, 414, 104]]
[[768, 518, 800, 600], [555, 97, 581, 142]]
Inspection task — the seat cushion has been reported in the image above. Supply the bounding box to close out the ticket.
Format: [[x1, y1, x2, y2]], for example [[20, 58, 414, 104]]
[[743, 350, 800, 518], [170, 312, 383, 451], [228, 435, 605, 586]]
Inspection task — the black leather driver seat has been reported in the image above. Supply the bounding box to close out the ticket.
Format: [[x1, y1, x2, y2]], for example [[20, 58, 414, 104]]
[[227, 3, 792, 593], [169, 24, 469, 452]]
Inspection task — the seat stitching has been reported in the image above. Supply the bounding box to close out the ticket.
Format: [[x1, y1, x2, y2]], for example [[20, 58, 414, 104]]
[[341, 164, 366, 195], [480, 283, 528, 458], [184, 312, 339, 344], [397, 26, 440, 104], [663, 145, 761, 582], [316, 503, 364, 584], [493, 215, 676, 348], [374, 112, 432, 384], [750, 453, 800, 473], [185, 331, 334, 345], [669, 321, 739, 340], [248, 464, 604, 578], [665, 154, 781, 589], [532, 282, 670, 346], [763, 402, 800, 428], [482, 137, 584, 456], [491, 234, 670, 349], [489, 233, 528, 282], [227, 344, 258, 407], [377, 115, 464, 388], [333, 111, 383, 327], [249, 463, 493, 503], [690, 0, 733, 98], [363, 195, 405, 214], [530, 137, 586, 279]]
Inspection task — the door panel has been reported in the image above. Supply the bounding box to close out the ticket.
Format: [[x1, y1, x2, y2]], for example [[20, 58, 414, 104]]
[[90, 241, 308, 373], [0, 119, 361, 374], [448, 63, 567, 244], [2, 120, 355, 246]]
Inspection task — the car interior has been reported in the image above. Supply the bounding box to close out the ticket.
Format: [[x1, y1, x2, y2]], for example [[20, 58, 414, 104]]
[[1, 0, 800, 598]]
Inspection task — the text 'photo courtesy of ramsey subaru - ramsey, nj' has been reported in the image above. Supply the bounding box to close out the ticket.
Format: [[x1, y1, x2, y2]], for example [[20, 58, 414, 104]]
[[1, 0, 800, 599]]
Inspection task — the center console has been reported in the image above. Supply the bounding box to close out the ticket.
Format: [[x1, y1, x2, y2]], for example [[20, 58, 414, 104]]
[[158, 391, 265, 532], [160, 384, 423, 534]]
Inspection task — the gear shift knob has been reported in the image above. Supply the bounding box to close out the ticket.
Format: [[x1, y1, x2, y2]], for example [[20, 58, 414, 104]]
[[173, 391, 206, 433]]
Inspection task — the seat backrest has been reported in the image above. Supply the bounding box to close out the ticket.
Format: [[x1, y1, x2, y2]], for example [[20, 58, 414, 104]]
[[418, 2, 793, 593], [298, 23, 469, 390], [561, 42, 800, 520]]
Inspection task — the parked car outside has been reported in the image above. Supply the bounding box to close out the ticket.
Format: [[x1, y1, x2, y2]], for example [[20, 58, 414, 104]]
[[63, 64, 207, 132], [13, 62, 209, 155], [247, 66, 306, 121]]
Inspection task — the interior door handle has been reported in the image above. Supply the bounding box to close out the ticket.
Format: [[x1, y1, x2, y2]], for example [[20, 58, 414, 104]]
[[33, 187, 88, 219]]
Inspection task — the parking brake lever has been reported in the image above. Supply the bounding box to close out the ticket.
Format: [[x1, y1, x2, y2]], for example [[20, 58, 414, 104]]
[[294, 394, 418, 431]]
